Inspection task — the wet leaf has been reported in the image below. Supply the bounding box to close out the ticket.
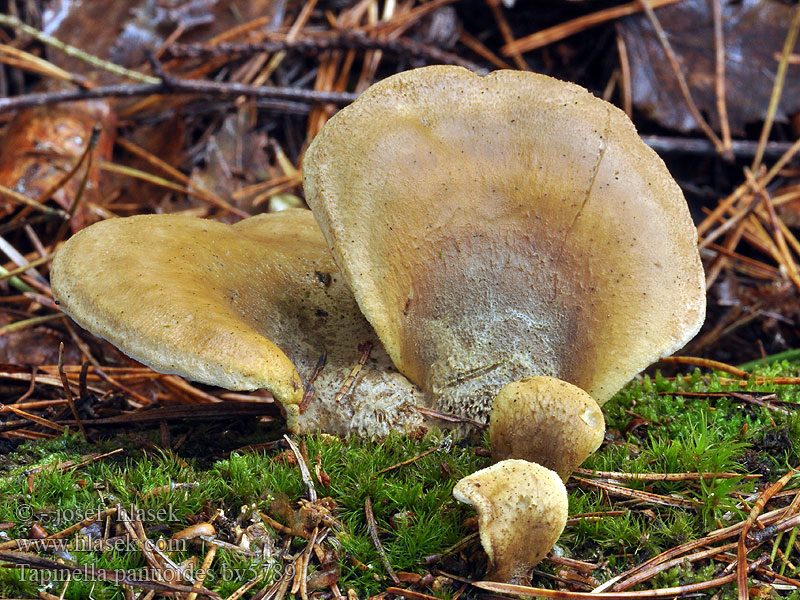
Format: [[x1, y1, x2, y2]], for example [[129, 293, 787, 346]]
[[618, 0, 800, 134], [0, 100, 115, 228], [46, 0, 283, 80], [190, 103, 275, 215]]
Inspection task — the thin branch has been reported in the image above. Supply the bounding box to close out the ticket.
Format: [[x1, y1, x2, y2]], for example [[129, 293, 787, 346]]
[[643, 136, 796, 160], [638, 0, 723, 152], [0, 80, 358, 114], [167, 33, 486, 73], [711, 0, 732, 153], [750, 3, 800, 172], [0, 13, 160, 84]]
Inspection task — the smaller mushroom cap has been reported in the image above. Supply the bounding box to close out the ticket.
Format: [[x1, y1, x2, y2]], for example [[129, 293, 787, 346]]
[[490, 376, 605, 481], [452, 459, 568, 584], [51, 209, 423, 435]]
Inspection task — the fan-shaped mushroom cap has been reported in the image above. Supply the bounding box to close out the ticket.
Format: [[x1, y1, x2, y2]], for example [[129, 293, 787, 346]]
[[452, 459, 568, 584], [490, 376, 604, 481], [304, 66, 705, 422], [51, 209, 423, 435]]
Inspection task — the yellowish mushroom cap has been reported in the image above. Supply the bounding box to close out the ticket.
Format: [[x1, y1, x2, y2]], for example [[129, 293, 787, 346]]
[[51, 209, 423, 435], [490, 376, 604, 481], [452, 459, 568, 584], [304, 66, 705, 422]]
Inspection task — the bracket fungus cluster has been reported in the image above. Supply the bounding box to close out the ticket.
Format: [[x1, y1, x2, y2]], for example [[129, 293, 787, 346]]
[[51, 66, 705, 584]]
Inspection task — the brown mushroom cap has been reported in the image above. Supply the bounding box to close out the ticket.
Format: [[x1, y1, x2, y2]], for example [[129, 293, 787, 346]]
[[452, 459, 568, 584], [490, 376, 604, 481], [51, 209, 423, 435], [304, 66, 705, 422]]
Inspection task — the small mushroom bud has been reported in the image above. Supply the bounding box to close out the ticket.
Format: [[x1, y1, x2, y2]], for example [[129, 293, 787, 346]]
[[490, 376, 605, 481], [452, 459, 568, 584]]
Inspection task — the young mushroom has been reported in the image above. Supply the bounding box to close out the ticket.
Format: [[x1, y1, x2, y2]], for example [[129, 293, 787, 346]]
[[51, 209, 423, 436], [304, 65, 705, 422], [452, 459, 568, 585], [490, 376, 605, 481]]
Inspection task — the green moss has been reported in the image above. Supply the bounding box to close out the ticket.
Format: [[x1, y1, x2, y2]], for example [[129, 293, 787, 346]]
[[1, 364, 799, 598]]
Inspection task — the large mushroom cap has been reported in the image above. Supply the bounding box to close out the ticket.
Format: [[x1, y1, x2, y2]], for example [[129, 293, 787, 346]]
[[51, 209, 423, 435], [304, 66, 705, 421], [490, 376, 605, 481], [452, 459, 568, 584]]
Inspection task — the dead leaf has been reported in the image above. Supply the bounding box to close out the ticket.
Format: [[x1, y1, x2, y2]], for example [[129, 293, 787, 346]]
[[190, 103, 273, 215], [0, 100, 116, 228], [618, 0, 800, 134], [0, 313, 81, 365], [46, 0, 283, 80]]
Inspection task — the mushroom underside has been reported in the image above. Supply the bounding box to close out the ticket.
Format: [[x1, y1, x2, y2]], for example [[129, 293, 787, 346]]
[[304, 65, 706, 423]]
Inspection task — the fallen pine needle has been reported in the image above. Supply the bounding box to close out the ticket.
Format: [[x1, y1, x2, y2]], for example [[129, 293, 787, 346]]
[[737, 468, 799, 600], [573, 477, 699, 509], [365, 497, 399, 585], [0, 403, 67, 433], [573, 468, 760, 481], [474, 554, 769, 598], [659, 356, 748, 378], [0, 313, 65, 337], [500, 0, 685, 55]]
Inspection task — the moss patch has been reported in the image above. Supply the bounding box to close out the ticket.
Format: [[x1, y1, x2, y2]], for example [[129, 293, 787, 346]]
[[1, 364, 800, 599]]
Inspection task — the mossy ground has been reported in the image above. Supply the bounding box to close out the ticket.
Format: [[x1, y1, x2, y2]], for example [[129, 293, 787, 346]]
[[1, 363, 800, 599]]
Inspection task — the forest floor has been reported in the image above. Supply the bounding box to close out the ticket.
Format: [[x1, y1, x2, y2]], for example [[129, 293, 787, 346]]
[[2, 362, 800, 599], [2, 0, 800, 599]]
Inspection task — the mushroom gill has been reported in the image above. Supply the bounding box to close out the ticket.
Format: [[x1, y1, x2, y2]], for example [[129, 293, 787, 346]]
[[303, 65, 706, 423]]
